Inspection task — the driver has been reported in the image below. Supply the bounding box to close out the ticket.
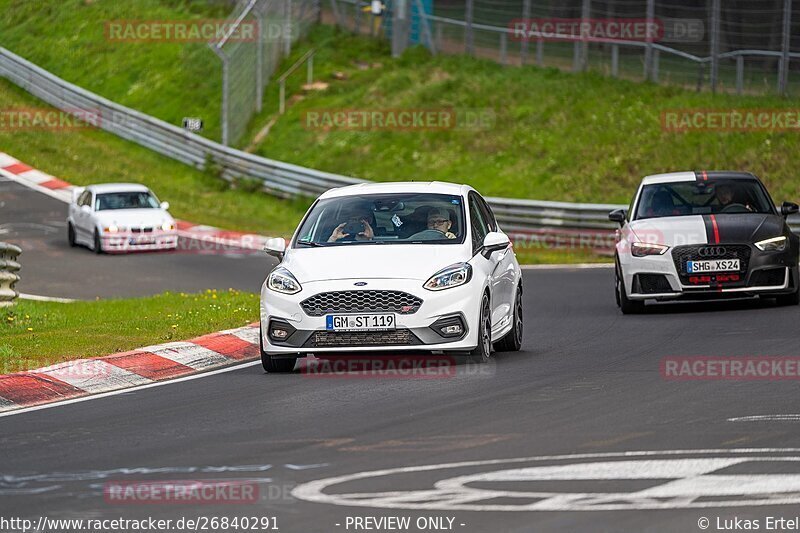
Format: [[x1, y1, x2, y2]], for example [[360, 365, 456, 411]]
[[327, 202, 375, 242], [426, 208, 456, 239], [716, 183, 753, 212]]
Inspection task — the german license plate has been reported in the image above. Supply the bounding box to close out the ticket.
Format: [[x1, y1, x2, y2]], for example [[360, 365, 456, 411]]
[[326, 314, 396, 331], [687, 259, 740, 273]]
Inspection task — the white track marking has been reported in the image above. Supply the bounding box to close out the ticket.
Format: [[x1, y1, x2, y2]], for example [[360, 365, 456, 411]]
[[0, 169, 71, 203], [16, 169, 56, 184], [139, 341, 232, 370], [292, 450, 800, 511], [729, 415, 800, 422], [33, 360, 151, 393], [18, 293, 78, 303], [0, 154, 20, 167], [0, 361, 261, 419], [0, 397, 18, 410], [221, 325, 260, 344]]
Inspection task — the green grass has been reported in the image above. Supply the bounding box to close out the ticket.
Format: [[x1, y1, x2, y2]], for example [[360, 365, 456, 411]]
[[0, 79, 310, 236], [250, 26, 800, 206], [0, 289, 259, 373], [0, 0, 228, 141]]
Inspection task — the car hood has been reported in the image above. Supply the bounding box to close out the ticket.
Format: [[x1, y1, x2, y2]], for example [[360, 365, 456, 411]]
[[629, 213, 785, 246], [282, 244, 470, 282], [94, 209, 173, 228]]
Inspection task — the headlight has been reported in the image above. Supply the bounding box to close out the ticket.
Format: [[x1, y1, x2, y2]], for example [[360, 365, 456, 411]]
[[755, 236, 787, 252], [267, 267, 302, 294], [161, 221, 175, 231], [423, 263, 472, 291], [103, 225, 120, 233], [631, 242, 669, 257]]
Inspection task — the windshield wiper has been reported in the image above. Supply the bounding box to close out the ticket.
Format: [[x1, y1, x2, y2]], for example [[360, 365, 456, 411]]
[[296, 240, 325, 247]]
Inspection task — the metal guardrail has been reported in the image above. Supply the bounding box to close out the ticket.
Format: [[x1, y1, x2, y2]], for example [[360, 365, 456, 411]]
[[0, 47, 362, 199], [0, 243, 22, 307], [1, 46, 799, 247]]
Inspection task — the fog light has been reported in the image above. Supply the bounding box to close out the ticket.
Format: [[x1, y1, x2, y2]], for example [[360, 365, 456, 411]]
[[430, 315, 466, 339], [268, 319, 296, 342], [441, 324, 462, 335]]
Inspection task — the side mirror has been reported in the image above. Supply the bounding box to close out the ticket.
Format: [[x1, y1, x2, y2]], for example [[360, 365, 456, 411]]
[[72, 186, 85, 204], [482, 231, 510, 257], [80, 204, 92, 214], [781, 201, 799, 217], [160, 201, 170, 211], [609, 209, 627, 226], [263, 237, 286, 260]]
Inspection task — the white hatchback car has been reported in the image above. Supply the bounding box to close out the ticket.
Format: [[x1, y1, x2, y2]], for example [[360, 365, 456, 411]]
[[67, 183, 178, 253], [259, 182, 523, 372]]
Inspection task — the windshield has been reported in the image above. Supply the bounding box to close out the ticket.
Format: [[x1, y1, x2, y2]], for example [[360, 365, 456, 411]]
[[95, 191, 160, 211], [294, 193, 466, 246], [634, 180, 775, 220]]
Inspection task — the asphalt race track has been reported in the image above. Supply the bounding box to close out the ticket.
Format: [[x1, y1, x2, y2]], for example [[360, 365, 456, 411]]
[[4, 181, 800, 532], [0, 175, 276, 299]]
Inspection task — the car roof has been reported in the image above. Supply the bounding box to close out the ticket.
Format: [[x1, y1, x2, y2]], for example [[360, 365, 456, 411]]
[[318, 181, 473, 200], [641, 171, 760, 185], [85, 183, 151, 194]]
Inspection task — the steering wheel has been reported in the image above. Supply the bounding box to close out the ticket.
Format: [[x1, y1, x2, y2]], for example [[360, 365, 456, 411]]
[[721, 203, 749, 214], [408, 229, 445, 240]]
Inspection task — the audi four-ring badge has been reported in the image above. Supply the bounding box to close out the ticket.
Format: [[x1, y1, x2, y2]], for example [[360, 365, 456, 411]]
[[258, 182, 523, 372], [610, 171, 800, 313]]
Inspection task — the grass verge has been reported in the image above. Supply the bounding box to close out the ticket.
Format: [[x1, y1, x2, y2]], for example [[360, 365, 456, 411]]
[[250, 26, 800, 205], [0, 79, 310, 236], [0, 289, 259, 374], [0, 0, 229, 141]]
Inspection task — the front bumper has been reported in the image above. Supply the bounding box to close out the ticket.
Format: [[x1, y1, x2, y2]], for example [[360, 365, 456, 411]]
[[101, 231, 178, 252], [619, 243, 798, 301], [260, 278, 483, 355]]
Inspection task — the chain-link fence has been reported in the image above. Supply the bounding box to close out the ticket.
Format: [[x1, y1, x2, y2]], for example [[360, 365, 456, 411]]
[[325, 0, 799, 96], [210, 0, 320, 146]]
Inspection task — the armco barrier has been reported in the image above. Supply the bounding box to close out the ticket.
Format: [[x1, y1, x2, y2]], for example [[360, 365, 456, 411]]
[[0, 242, 21, 307], [1, 46, 798, 248]]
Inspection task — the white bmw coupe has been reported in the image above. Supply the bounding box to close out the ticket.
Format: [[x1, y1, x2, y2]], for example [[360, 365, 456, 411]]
[[67, 183, 178, 253], [259, 182, 523, 372]]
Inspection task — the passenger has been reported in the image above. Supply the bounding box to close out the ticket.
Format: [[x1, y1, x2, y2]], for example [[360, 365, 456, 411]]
[[328, 202, 375, 242]]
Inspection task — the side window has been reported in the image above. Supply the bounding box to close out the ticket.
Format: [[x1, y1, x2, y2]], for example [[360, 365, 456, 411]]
[[78, 191, 90, 207], [476, 195, 497, 232], [469, 193, 489, 253]]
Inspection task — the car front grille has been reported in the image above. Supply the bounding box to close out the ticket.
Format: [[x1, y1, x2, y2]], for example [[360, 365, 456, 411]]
[[672, 245, 751, 284], [301, 290, 422, 317], [130, 227, 154, 233], [307, 329, 419, 348]]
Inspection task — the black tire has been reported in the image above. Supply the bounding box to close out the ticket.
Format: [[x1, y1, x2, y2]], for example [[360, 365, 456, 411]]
[[467, 294, 492, 364], [495, 285, 522, 352], [616, 263, 644, 314], [93, 229, 104, 254], [260, 326, 297, 373], [67, 223, 76, 247]]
